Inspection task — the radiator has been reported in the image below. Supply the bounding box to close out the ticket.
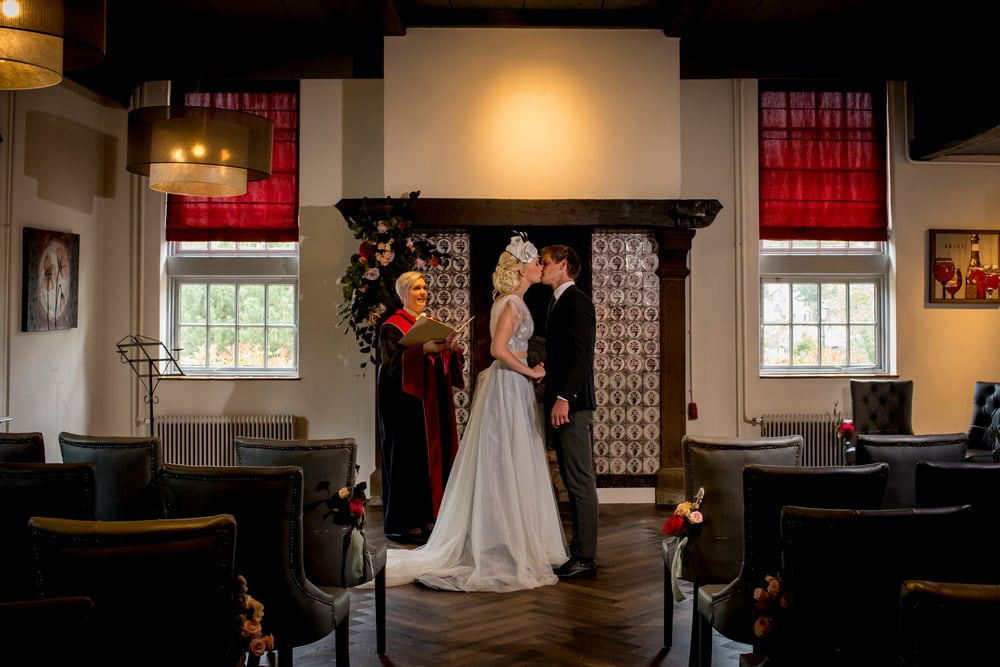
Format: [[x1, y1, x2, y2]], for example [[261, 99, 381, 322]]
[[155, 414, 296, 466], [759, 412, 846, 466]]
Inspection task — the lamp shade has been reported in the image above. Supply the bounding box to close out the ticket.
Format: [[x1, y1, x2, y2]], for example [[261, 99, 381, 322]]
[[126, 106, 274, 197], [0, 0, 64, 89]]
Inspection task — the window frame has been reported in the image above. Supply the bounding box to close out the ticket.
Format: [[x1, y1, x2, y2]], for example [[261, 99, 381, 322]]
[[166, 243, 300, 377], [759, 249, 890, 375]]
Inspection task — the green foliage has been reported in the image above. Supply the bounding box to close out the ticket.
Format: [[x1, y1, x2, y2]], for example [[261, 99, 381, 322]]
[[338, 191, 448, 369]]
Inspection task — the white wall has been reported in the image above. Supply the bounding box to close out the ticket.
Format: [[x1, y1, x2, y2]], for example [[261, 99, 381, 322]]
[[2, 85, 123, 461], [384, 28, 680, 199]]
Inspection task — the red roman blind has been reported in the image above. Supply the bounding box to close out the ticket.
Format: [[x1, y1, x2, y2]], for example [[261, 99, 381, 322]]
[[165, 84, 299, 243], [759, 81, 888, 242]]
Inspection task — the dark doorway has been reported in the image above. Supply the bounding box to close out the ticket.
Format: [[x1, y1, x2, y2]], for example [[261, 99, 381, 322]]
[[466, 226, 592, 393]]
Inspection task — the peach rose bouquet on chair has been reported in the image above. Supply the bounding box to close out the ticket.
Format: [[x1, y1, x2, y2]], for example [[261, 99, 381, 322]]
[[235, 574, 275, 664], [663, 487, 705, 602]]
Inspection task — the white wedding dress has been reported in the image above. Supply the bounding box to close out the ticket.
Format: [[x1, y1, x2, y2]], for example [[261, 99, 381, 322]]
[[383, 294, 568, 592]]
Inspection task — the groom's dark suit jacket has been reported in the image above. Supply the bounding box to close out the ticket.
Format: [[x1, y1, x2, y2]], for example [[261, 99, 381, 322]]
[[544, 284, 596, 415]]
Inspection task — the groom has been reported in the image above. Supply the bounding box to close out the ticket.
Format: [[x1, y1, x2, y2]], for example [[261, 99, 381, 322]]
[[540, 244, 598, 580]]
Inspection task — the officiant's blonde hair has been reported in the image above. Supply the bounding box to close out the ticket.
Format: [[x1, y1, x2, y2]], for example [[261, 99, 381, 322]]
[[492, 251, 523, 300], [395, 271, 425, 299]]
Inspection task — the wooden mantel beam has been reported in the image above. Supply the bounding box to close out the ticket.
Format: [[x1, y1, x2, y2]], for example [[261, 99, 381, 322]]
[[336, 198, 722, 230]]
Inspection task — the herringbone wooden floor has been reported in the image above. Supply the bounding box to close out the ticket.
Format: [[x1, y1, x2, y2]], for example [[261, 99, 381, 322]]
[[294, 503, 752, 667]]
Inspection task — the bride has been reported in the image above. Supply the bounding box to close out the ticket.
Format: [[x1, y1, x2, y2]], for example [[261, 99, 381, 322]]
[[383, 234, 569, 592]]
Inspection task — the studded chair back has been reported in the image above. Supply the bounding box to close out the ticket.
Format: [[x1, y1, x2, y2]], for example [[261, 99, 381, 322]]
[[58, 432, 162, 520], [29, 514, 238, 667], [855, 433, 968, 508], [0, 597, 96, 663], [0, 432, 45, 463], [849, 379, 915, 436], [0, 462, 96, 601], [965, 381, 1000, 461], [779, 504, 976, 666], [899, 579, 1000, 666]]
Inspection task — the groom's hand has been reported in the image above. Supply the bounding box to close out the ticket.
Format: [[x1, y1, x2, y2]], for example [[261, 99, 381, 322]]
[[550, 398, 570, 428]]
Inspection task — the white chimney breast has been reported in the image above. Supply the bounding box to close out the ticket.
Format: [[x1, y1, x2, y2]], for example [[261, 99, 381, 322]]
[[384, 28, 680, 199]]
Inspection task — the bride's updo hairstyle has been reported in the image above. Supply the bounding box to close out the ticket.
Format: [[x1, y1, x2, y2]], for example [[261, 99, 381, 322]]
[[492, 251, 522, 300], [492, 232, 538, 299]]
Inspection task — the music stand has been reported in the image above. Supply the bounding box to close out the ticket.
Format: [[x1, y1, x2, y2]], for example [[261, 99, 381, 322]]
[[116, 335, 184, 436]]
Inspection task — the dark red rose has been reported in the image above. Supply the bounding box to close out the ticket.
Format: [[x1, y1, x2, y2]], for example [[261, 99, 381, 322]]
[[662, 513, 687, 536]]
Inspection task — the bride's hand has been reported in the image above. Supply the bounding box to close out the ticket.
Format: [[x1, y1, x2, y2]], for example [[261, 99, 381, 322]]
[[530, 362, 545, 381]]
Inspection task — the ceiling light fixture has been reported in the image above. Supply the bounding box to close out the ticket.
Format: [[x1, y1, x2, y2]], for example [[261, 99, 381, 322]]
[[0, 0, 64, 89], [126, 106, 274, 197], [0, 0, 104, 90]]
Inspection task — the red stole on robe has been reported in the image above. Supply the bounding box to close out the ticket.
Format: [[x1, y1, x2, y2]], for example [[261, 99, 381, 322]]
[[385, 310, 465, 516]]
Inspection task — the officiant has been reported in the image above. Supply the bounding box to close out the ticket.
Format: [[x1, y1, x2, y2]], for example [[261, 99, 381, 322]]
[[376, 270, 465, 545]]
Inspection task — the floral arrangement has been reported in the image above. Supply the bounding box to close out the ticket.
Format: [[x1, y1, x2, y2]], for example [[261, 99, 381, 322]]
[[335, 480, 373, 585], [662, 487, 705, 538], [833, 400, 855, 452], [334, 480, 368, 530], [752, 572, 792, 641], [235, 575, 275, 661], [337, 191, 449, 369], [664, 488, 705, 602]]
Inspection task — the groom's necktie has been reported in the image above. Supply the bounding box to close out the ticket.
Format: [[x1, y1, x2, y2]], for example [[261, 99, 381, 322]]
[[547, 295, 556, 321]]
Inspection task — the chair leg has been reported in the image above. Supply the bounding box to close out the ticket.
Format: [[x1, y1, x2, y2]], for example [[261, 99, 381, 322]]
[[663, 561, 673, 649], [376, 565, 387, 655], [688, 584, 700, 667], [696, 611, 713, 667], [336, 615, 351, 666]]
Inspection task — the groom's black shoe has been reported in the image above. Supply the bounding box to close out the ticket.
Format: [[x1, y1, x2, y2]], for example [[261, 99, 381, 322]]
[[556, 558, 597, 580]]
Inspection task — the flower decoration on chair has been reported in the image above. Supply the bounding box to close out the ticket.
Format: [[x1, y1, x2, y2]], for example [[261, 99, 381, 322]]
[[833, 400, 855, 454], [752, 572, 793, 652], [332, 481, 368, 531], [333, 481, 375, 586], [337, 190, 449, 370], [234, 575, 275, 662], [663, 487, 705, 602]]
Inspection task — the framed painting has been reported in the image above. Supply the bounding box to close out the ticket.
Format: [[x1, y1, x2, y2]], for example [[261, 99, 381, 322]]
[[21, 227, 80, 331], [929, 229, 1000, 304]]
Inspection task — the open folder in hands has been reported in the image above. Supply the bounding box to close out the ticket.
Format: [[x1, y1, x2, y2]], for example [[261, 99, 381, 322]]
[[399, 314, 475, 346]]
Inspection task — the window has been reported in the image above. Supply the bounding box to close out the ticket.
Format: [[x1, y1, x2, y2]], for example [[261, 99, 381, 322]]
[[164, 83, 300, 377], [758, 82, 890, 375], [168, 241, 298, 375]]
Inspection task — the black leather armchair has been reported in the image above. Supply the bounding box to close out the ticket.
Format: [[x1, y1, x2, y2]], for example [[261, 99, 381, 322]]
[[777, 504, 977, 667], [855, 433, 968, 508], [58, 432, 162, 520], [695, 462, 889, 666], [235, 436, 388, 655], [0, 432, 45, 462], [849, 379, 914, 436], [159, 463, 352, 667], [0, 596, 96, 663], [0, 462, 96, 601], [662, 434, 802, 660], [899, 579, 1000, 666], [965, 381, 1000, 461], [915, 460, 1000, 576], [29, 513, 239, 667]]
